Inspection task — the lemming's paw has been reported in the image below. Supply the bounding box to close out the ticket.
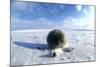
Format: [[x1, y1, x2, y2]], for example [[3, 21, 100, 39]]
[[52, 52, 56, 57]]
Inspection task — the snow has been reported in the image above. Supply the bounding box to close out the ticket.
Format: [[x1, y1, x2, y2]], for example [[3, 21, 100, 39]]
[[11, 29, 95, 66]]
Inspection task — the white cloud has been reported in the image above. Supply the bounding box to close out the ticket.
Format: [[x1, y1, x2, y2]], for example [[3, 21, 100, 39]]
[[62, 15, 94, 30], [11, 17, 55, 30], [75, 5, 82, 12], [82, 6, 95, 16], [62, 6, 95, 30], [11, 5, 95, 30], [11, 14, 95, 30], [83, 6, 95, 29], [83, 9, 88, 15]]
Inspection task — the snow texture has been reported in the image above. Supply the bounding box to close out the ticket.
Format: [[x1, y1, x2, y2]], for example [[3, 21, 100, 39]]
[[11, 29, 95, 66]]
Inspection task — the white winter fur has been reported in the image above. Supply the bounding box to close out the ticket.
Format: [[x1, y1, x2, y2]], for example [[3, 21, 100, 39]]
[[50, 41, 69, 57]]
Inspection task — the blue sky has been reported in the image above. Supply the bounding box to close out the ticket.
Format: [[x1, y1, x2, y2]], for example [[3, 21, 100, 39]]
[[11, 1, 95, 30]]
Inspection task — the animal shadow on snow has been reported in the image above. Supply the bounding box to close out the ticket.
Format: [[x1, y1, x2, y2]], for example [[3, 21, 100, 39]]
[[14, 41, 74, 58], [14, 41, 49, 50], [14, 41, 54, 58]]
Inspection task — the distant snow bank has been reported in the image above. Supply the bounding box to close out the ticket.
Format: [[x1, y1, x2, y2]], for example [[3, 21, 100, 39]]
[[12, 28, 94, 33], [12, 29, 52, 33]]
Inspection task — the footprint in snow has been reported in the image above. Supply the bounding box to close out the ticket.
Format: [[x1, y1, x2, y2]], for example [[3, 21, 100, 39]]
[[63, 47, 74, 53]]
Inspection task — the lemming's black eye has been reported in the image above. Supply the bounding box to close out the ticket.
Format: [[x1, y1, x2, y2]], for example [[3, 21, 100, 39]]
[[60, 39, 63, 42]]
